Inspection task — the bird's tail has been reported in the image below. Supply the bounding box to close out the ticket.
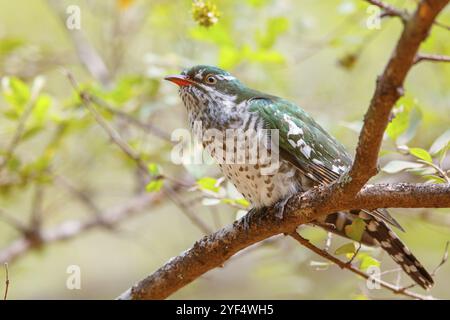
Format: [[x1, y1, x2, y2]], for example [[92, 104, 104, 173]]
[[364, 218, 434, 290], [315, 212, 434, 289]]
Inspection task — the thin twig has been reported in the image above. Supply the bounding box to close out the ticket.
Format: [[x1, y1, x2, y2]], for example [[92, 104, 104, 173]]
[[289, 232, 435, 300], [3, 263, 9, 300], [364, 0, 408, 21], [432, 241, 449, 277], [52, 173, 103, 217], [87, 86, 171, 142], [417, 159, 450, 183], [414, 53, 450, 64]]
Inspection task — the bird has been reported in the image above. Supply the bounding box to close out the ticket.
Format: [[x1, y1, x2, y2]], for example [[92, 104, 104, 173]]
[[165, 65, 434, 290]]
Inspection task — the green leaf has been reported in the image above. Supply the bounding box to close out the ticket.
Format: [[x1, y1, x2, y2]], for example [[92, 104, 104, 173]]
[[218, 46, 242, 69], [235, 198, 250, 208], [335, 242, 356, 255], [147, 163, 160, 176], [221, 197, 250, 208], [2, 77, 30, 110], [386, 96, 421, 144], [429, 130, 450, 155], [32, 94, 51, 125], [256, 17, 289, 49], [423, 175, 447, 184], [409, 147, 433, 163], [382, 160, 423, 174], [146, 179, 164, 192], [359, 254, 381, 271], [197, 177, 220, 193], [344, 218, 366, 242], [21, 126, 44, 141]]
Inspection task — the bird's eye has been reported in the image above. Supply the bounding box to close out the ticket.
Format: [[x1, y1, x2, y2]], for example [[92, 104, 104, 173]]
[[205, 75, 217, 84]]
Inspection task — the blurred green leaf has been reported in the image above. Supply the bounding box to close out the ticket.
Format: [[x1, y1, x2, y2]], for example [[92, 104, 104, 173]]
[[190, 23, 233, 46], [359, 254, 380, 271], [147, 163, 160, 176], [256, 17, 289, 49], [197, 177, 220, 193], [386, 96, 422, 144], [409, 147, 433, 163], [2, 76, 30, 110], [344, 218, 365, 242], [423, 175, 447, 184], [32, 94, 51, 126], [146, 179, 164, 192], [0, 37, 24, 55], [335, 242, 356, 255], [382, 160, 423, 174]]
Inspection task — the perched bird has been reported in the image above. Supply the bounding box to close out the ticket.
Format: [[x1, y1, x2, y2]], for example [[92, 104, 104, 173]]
[[165, 65, 434, 289]]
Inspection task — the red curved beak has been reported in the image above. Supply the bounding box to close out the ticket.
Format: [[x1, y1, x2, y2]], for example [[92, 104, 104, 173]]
[[164, 75, 194, 87]]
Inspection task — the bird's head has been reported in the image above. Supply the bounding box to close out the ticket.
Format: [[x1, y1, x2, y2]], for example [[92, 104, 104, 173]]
[[165, 65, 246, 109]]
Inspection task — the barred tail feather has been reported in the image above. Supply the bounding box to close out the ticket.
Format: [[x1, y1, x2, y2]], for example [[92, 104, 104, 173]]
[[314, 212, 434, 289], [365, 219, 434, 290]]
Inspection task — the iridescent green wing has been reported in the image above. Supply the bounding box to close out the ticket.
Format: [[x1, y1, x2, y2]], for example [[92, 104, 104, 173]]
[[249, 97, 352, 184], [248, 97, 403, 230]]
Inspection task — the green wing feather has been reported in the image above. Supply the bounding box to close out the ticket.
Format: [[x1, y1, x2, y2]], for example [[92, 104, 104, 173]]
[[248, 96, 404, 231]]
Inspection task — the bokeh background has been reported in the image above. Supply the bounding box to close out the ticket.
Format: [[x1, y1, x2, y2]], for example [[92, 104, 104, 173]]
[[0, 0, 449, 299]]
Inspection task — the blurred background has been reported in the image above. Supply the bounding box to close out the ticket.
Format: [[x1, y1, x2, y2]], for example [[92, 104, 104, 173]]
[[0, 0, 449, 299]]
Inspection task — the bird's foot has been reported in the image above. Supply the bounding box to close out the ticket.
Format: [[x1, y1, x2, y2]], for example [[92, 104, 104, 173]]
[[274, 194, 294, 219], [243, 207, 268, 230]]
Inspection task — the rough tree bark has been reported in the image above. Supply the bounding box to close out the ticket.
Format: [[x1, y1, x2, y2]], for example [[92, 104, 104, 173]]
[[118, 0, 450, 300]]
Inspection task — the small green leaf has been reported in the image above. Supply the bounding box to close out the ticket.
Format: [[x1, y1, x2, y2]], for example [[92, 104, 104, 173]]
[[2, 77, 30, 110], [382, 160, 423, 174], [344, 218, 366, 242], [32, 94, 51, 125], [409, 147, 433, 163], [146, 179, 163, 192], [359, 254, 381, 271], [147, 163, 160, 176], [335, 242, 356, 255], [423, 175, 447, 184], [197, 177, 220, 193], [235, 198, 250, 208], [386, 96, 421, 144]]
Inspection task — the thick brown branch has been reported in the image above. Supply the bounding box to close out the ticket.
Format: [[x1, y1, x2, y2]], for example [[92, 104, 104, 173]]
[[347, 0, 449, 194], [117, 182, 450, 300]]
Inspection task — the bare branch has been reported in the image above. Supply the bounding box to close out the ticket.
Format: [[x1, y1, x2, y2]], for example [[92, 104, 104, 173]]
[[0, 192, 163, 265], [46, 0, 111, 85], [88, 94, 172, 142]]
